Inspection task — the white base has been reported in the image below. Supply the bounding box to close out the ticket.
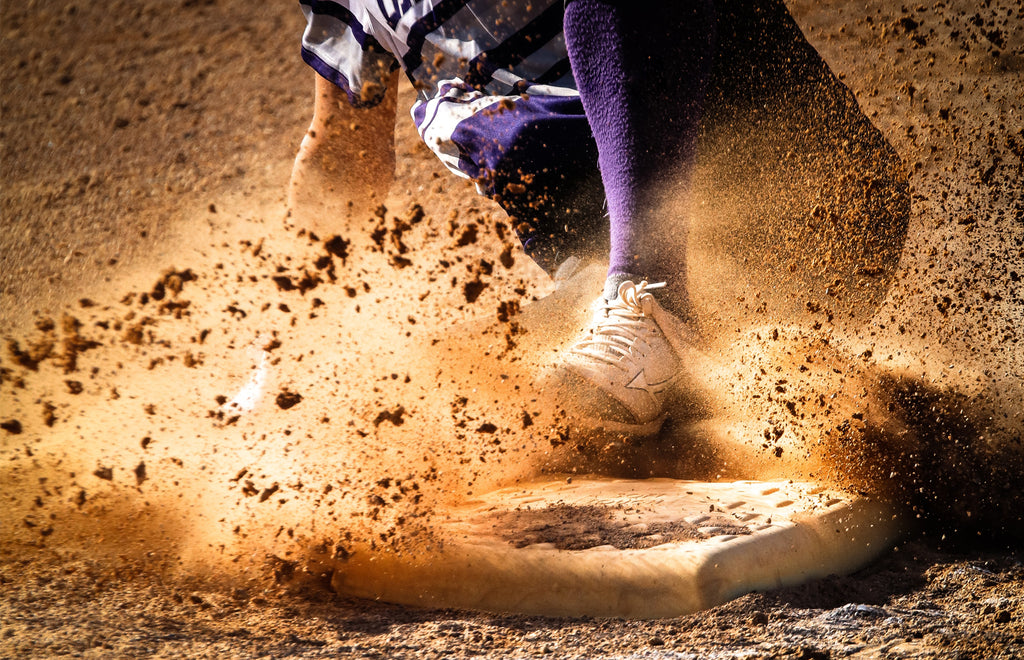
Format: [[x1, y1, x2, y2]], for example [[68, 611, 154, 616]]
[[330, 477, 903, 619]]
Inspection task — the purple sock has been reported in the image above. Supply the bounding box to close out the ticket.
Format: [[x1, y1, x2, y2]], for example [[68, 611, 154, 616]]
[[563, 0, 716, 316]]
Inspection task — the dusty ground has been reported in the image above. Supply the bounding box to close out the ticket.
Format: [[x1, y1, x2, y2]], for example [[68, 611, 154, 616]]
[[2, 0, 1023, 658]]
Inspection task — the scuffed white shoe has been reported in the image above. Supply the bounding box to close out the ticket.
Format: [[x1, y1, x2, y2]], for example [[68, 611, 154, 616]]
[[557, 280, 694, 438]]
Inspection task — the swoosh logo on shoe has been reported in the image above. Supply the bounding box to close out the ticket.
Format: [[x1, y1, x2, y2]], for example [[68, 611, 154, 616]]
[[624, 369, 673, 396]]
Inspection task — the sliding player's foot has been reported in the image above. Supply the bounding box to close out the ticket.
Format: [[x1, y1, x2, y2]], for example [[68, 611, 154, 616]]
[[555, 279, 694, 439]]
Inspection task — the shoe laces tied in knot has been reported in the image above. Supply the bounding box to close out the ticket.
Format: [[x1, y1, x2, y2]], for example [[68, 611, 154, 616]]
[[570, 280, 667, 369]]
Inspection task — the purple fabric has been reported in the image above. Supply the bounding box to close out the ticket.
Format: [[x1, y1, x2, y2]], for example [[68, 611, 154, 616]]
[[444, 91, 590, 182], [465, 91, 606, 274], [301, 47, 389, 108], [563, 0, 716, 314], [437, 88, 606, 273]]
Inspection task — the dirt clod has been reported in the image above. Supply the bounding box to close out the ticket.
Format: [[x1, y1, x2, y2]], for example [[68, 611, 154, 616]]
[[1, 420, 23, 434], [275, 390, 303, 410]]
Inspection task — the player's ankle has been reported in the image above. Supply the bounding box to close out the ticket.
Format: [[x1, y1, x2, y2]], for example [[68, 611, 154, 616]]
[[603, 272, 693, 322]]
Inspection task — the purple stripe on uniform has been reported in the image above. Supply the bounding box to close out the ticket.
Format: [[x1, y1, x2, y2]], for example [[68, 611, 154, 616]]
[[463, 3, 565, 89], [410, 88, 487, 144], [447, 92, 589, 182], [401, 0, 473, 72], [411, 82, 492, 137], [301, 46, 386, 108], [411, 96, 428, 128]]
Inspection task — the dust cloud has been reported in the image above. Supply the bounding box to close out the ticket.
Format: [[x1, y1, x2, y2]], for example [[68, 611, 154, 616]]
[[2, 0, 1021, 607], [676, 0, 1023, 538], [0, 174, 577, 592]]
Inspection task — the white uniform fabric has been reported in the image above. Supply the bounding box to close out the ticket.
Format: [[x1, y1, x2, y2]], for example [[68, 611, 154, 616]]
[[299, 0, 581, 180]]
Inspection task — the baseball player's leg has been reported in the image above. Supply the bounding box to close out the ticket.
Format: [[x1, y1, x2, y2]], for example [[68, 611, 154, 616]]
[[444, 90, 609, 278], [555, 0, 716, 436], [564, 0, 716, 317], [288, 73, 400, 235]]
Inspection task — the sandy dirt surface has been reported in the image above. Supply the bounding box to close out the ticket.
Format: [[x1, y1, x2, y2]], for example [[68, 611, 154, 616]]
[[2, 0, 1023, 658]]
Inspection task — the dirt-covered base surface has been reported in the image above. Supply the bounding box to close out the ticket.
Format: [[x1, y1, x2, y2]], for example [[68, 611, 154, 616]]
[[2, 0, 1023, 658]]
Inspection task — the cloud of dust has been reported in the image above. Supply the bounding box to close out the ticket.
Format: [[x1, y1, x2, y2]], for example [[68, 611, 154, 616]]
[[0, 181, 590, 594], [3, 1, 1022, 601], [622, 0, 1024, 539]]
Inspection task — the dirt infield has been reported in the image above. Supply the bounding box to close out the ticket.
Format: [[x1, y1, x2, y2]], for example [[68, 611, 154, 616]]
[[2, 0, 1022, 657]]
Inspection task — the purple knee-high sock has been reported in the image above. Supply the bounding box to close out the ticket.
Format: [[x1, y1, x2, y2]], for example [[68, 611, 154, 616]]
[[563, 0, 716, 317]]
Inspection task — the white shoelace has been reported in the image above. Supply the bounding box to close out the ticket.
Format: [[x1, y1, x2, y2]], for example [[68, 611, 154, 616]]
[[569, 281, 667, 371]]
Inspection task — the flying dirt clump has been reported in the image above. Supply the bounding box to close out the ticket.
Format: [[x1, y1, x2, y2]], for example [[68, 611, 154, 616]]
[[275, 389, 303, 410]]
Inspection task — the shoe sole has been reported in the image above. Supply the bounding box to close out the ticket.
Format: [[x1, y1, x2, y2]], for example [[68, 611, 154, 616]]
[[567, 412, 666, 441]]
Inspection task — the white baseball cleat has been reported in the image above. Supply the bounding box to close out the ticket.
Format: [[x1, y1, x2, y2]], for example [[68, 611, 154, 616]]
[[557, 279, 695, 438]]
